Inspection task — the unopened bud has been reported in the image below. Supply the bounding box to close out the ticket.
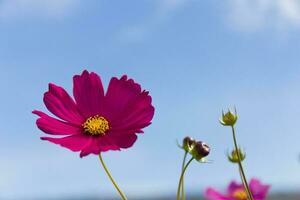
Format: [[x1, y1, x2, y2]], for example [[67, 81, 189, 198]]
[[182, 136, 196, 152], [228, 148, 246, 163], [191, 141, 210, 161], [220, 108, 238, 126]]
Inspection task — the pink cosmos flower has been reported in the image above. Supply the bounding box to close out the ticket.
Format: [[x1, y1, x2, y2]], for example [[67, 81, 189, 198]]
[[205, 178, 270, 200], [33, 70, 154, 157]]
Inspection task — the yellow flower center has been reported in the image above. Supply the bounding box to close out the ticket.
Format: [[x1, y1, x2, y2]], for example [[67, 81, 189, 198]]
[[233, 190, 248, 200], [82, 115, 109, 136]]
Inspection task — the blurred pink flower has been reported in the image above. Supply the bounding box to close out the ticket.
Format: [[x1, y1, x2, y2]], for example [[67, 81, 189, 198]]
[[205, 178, 270, 200], [33, 70, 154, 157]]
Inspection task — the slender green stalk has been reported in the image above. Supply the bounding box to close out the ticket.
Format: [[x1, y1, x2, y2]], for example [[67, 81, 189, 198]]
[[98, 154, 128, 200], [239, 168, 248, 193], [231, 126, 254, 200], [181, 151, 188, 200], [176, 158, 194, 200]]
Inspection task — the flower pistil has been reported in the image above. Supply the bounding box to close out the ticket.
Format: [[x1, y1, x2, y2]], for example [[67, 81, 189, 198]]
[[83, 115, 110, 136], [233, 190, 248, 200]]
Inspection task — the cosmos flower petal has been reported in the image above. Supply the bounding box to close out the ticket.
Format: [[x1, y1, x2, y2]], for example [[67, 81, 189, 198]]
[[105, 76, 154, 131], [103, 75, 142, 121], [41, 134, 90, 152], [113, 95, 154, 130], [109, 133, 137, 148], [33, 110, 82, 135], [249, 179, 271, 200], [44, 83, 84, 125], [205, 188, 231, 200], [73, 70, 105, 118], [114, 91, 152, 121], [123, 106, 154, 130], [79, 136, 120, 157], [227, 181, 244, 196], [111, 107, 154, 133]]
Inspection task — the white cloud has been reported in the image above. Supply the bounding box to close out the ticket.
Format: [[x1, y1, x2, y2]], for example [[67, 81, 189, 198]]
[[118, 0, 188, 43], [119, 0, 300, 40], [278, 0, 300, 23], [0, 0, 79, 20], [227, 0, 300, 32]]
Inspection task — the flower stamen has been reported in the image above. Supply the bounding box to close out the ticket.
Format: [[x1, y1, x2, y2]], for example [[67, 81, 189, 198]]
[[233, 190, 248, 200], [83, 115, 109, 136]]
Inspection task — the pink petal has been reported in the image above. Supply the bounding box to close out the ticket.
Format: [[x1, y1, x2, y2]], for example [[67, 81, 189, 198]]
[[109, 133, 137, 148], [112, 107, 154, 132], [112, 92, 154, 131], [41, 134, 90, 152], [104, 76, 154, 131], [103, 76, 141, 120], [227, 180, 244, 196], [79, 136, 120, 157], [33, 110, 82, 135], [73, 70, 105, 118], [43, 83, 84, 125], [205, 188, 231, 200], [249, 179, 270, 200]]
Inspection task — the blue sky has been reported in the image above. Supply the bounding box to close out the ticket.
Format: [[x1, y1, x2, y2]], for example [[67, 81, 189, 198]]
[[1, 0, 300, 199]]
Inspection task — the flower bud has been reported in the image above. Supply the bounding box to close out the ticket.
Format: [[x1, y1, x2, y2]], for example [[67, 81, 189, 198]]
[[220, 108, 238, 126], [228, 148, 246, 163], [182, 136, 196, 152], [191, 141, 210, 161]]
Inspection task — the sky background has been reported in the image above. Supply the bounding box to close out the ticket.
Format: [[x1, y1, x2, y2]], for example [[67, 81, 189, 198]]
[[0, 0, 300, 199]]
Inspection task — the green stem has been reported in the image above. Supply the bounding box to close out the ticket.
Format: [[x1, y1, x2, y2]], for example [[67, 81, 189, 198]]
[[99, 154, 128, 200], [239, 168, 248, 193], [176, 158, 194, 200], [231, 126, 254, 200], [181, 151, 188, 200]]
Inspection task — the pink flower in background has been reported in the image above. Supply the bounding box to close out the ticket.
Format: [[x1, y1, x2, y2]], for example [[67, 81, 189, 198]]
[[33, 70, 154, 157], [205, 178, 270, 200]]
